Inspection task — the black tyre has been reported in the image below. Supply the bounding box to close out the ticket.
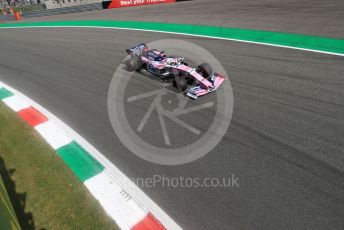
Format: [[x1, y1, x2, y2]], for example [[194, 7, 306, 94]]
[[196, 63, 212, 79], [127, 54, 142, 71], [174, 76, 188, 92]]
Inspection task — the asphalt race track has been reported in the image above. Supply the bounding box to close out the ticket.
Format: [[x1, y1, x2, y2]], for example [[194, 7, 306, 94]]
[[1, 1, 344, 229]]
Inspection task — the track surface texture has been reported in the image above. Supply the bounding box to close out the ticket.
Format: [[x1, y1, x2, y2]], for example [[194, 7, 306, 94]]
[[23, 0, 344, 38], [1, 0, 344, 229]]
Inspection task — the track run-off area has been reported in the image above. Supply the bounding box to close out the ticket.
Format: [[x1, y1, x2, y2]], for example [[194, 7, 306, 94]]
[[1, 1, 344, 229]]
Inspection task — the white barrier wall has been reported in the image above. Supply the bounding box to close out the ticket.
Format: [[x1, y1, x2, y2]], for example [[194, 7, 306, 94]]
[[44, 0, 102, 9]]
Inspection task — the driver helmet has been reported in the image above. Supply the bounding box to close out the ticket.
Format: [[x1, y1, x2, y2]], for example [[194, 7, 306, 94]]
[[167, 58, 178, 66], [160, 51, 167, 59]]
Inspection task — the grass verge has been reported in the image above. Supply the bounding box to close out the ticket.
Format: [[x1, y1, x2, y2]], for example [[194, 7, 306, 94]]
[[0, 174, 20, 230], [0, 102, 119, 230]]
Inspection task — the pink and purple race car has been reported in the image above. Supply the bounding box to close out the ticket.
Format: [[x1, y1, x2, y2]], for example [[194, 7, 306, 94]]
[[125, 43, 226, 99]]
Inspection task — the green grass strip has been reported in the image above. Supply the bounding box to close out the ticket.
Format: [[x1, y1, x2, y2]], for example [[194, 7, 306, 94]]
[[0, 103, 118, 229], [57, 141, 104, 182], [0, 88, 14, 100], [0, 20, 344, 55], [0, 175, 20, 230]]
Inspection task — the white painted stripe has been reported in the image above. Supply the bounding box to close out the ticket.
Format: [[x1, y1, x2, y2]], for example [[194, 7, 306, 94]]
[[84, 172, 147, 230], [0, 25, 343, 57], [126, 198, 148, 227], [3, 95, 31, 112], [35, 120, 73, 150]]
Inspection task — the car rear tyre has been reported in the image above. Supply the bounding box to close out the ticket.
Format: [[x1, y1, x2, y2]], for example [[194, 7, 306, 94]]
[[127, 55, 142, 71]]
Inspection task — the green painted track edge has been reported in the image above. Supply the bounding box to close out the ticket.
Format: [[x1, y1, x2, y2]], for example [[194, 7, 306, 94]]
[[0, 20, 343, 55], [0, 87, 14, 100], [56, 141, 104, 182]]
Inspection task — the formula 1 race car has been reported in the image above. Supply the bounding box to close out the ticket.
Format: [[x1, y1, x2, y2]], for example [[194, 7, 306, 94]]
[[125, 43, 226, 99]]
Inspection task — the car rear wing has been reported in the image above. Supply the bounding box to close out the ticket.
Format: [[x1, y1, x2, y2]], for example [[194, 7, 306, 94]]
[[126, 43, 148, 54]]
